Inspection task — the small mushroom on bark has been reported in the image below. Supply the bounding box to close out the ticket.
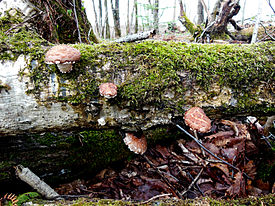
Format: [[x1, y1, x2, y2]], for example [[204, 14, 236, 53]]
[[184, 107, 211, 134], [45, 45, 81, 73], [123, 133, 147, 155], [99, 83, 117, 99]]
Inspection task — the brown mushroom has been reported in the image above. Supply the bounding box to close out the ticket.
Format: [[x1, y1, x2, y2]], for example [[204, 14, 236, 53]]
[[99, 83, 117, 99], [45, 45, 81, 73], [184, 107, 211, 134], [123, 133, 147, 155]]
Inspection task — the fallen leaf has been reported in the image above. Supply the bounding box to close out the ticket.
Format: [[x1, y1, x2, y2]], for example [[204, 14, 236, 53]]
[[226, 172, 246, 197], [221, 148, 238, 163], [205, 131, 234, 140], [155, 145, 171, 159], [203, 142, 220, 155], [243, 160, 257, 179], [211, 163, 230, 177]]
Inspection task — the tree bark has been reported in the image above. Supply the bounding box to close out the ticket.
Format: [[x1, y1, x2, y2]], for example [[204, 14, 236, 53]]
[[197, 0, 204, 25], [104, 0, 110, 39], [153, 0, 159, 33], [27, 0, 98, 44], [134, 0, 138, 33], [91, 0, 100, 35], [111, 0, 121, 38]]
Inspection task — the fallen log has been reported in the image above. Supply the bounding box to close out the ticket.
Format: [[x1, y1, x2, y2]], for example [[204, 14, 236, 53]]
[[0, 22, 274, 136], [114, 29, 156, 43], [0, 9, 274, 188]]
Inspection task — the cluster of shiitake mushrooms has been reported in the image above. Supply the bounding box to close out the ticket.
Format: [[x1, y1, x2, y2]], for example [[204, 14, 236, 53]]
[[44, 45, 212, 155]]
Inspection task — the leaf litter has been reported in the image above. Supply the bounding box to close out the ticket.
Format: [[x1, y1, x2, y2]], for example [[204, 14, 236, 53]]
[[54, 115, 275, 202]]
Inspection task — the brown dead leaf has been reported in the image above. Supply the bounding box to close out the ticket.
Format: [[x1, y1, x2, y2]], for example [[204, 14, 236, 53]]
[[226, 172, 246, 197], [245, 141, 258, 156], [221, 148, 238, 163], [236, 123, 251, 140], [211, 137, 233, 147], [221, 120, 239, 136], [155, 145, 171, 159], [243, 160, 257, 179], [211, 163, 230, 177], [205, 131, 234, 140], [203, 142, 220, 155], [186, 140, 201, 154]]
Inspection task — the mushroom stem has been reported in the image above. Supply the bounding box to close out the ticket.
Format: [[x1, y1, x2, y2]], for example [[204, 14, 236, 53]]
[[57, 64, 73, 73]]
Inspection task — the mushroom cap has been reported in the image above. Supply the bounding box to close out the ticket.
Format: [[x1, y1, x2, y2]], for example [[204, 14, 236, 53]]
[[45, 45, 81, 64], [184, 107, 211, 133], [99, 83, 117, 98], [123, 133, 147, 155]]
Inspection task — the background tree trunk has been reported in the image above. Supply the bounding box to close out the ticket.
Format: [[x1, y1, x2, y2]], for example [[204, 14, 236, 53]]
[[28, 0, 98, 44], [98, 0, 103, 36], [111, 0, 121, 37], [197, 0, 204, 25], [104, 0, 111, 39], [153, 0, 159, 33], [251, 0, 262, 43], [91, 0, 100, 35], [134, 0, 138, 33]]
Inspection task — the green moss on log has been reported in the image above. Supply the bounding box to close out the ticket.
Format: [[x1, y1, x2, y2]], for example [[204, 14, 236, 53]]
[[0, 10, 274, 115]]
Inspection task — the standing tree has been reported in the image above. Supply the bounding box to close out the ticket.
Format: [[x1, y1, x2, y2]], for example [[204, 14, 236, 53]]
[[104, 0, 111, 38], [153, 0, 159, 33], [91, 0, 100, 35], [134, 0, 139, 33], [111, 0, 121, 37], [179, 0, 245, 42], [126, 0, 130, 34], [197, 0, 204, 25], [28, 0, 98, 44]]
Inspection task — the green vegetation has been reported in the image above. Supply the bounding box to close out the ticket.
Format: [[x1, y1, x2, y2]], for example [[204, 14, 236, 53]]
[[14, 194, 275, 206], [1, 9, 274, 116]]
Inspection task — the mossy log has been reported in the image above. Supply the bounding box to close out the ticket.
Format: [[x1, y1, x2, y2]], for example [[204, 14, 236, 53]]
[[0, 8, 274, 188], [0, 39, 274, 136]]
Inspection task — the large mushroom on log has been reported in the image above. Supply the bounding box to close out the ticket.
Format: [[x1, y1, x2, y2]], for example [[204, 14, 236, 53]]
[[184, 107, 212, 134], [45, 45, 81, 73], [123, 133, 147, 155]]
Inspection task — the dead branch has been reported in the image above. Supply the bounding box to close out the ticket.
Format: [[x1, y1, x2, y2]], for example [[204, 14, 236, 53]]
[[142, 154, 184, 199], [140, 193, 172, 204], [181, 168, 204, 196], [15, 165, 60, 199], [113, 29, 156, 43], [174, 124, 252, 179], [260, 22, 275, 41]]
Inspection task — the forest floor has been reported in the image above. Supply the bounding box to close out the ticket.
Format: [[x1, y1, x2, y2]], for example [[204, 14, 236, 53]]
[[10, 115, 273, 206]]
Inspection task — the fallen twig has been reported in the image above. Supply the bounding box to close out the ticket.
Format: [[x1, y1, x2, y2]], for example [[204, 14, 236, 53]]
[[174, 124, 252, 179], [15, 165, 60, 199], [260, 22, 275, 41], [181, 168, 203, 196], [140, 193, 172, 204], [113, 29, 156, 43], [142, 154, 183, 199]]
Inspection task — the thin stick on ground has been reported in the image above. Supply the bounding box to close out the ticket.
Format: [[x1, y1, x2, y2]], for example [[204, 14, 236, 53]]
[[260, 22, 275, 41], [181, 168, 204, 196], [140, 193, 172, 204], [174, 124, 252, 180], [142, 154, 184, 199]]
